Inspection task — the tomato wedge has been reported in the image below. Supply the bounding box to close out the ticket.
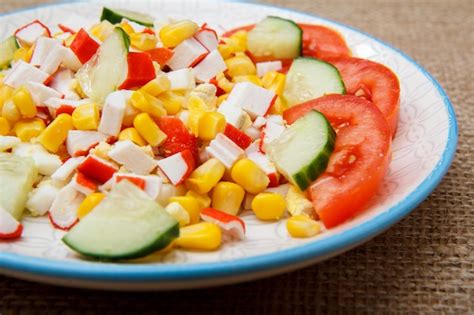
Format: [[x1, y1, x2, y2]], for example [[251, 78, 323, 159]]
[[284, 95, 391, 228], [326, 56, 400, 136]]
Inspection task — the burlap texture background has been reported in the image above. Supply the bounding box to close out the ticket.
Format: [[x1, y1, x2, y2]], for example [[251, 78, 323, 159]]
[[0, 0, 473, 314]]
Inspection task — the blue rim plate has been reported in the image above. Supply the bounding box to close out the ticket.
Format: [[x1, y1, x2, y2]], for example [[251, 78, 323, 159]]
[[0, 0, 457, 290]]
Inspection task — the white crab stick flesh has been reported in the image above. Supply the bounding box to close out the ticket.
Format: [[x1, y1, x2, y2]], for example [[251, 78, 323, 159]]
[[217, 100, 246, 129], [49, 68, 80, 100], [226, 82, 276, 118], [194, 28, 219, 51], [51, 156, 85, 182], [256, 61, 282, 77], [166, 68, 196, 91], [98, 91, 127, 136], [156, 151, 195, 185], [206, 133, 245, 169], [26, 182, 61, 216], [108, 140, 157, 175], [103, 173, 163, 199], [193, 49, 227, 83], [3, 60, 50, 88], [66, 130, 107, 157], [49, 184, 84, 230], [260, 115, 286, 152], [0, 206, 23, 239], [166, 37, 209, 70], [15, 20, 50, 46], [12, 143, 62, 176], [26, 81, 62, 105], [247, 151, 279, 186]]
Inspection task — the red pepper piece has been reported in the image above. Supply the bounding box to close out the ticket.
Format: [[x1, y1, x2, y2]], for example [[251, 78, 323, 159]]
[[144, 47, 174, 66], [70, 28, 100, 64], [224, 123, 252, 149], [118, 52, 156, 90], [158, 116, 198, 163], [77, 155, 118, 184]]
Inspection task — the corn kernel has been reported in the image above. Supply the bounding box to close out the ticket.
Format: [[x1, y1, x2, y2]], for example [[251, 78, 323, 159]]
[[165, 202, 190, 227], [141, 75, 171, 97], [13, 47, 30, 62], [71, 79, 87, 99], [159, 20, 199, 48], [131, 90, 166, 118], [186, 190, 211, 210], [286, 185, 314, 217], [13, 118, 45, 141], [0, 117, 11, 135], [119, 22, 135, 35], [232, 75, 262, 86], [229, 31, 248, 52], [215, 72, 234, 93], [262, 71, 286, 96], [268, 96, 288, 115], [133, 112, 167, 146], [217, 93, 229, 106], [198, 112, 225, 141], [2, 100, 20, 123], [217, 43, 233, 60], [0, 85, 14, 110], [156, 91, 183, 115], [77, 192, 105, 219], [225, 52, 256, 77], [185, 158, 225, 194], [176, 222, 222, 251], [252, 192, 286, 221], [231, 158, 269, 194], [72, 103, 99, 130], [38, 113, 73, 153], [130, 32, 158, 51], [12, 86, 36, 118], [89, 20, 114, 42], [286, 215, 321, 238], [118, 127, 147, 146], [211, 181, 245, 216], [169, 196, 201, 224]]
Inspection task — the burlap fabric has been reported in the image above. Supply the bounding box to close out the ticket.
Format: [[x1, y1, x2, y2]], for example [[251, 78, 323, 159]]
[[0, 0, 472, 313]]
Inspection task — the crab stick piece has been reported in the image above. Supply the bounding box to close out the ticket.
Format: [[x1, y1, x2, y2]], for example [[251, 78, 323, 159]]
[[14, 20, 51, 46], [256, 61, 282, 77], [70, 28, 100, 64], [223, 123, 252, 149], [226, 82, 276, 118], [51, 156, 85, 182], [247, 151, 280, 187], [70, 172, 98, 195], [145, 47, 174, 66], [0, 206, 23, 239], [3, 60, 50, 89], [194, 28, 218, 51], [108, 140, 157, 175], [48, 68, 80, 100], [166, 68, 196, 91], [217, 100, 246, 129], [30, 37, 60, 67], [98, 91, 127, 137], [119, 52, 156, 90], [192, 50, 227, 83], [166, 37, 208, 70], [77, 155, 118, 184], [156, 149, 195, 185], [48, 184, 84, 231], [26, 182, 61, 216], [44, 98, 90, 116], [260, 115, 286, 153], [25, 82, 62, 105], [200, 207, 246, 240], [206, 133, 245, 169]]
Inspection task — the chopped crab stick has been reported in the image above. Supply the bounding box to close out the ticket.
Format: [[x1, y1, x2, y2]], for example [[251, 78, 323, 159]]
[[0, 206, 23, 239], [247, 151, 280, 187], [223, 123, 252, 149], [66, 130, 107, 157], [194, 28, 218, 51], [3, 60, 50, 89], [115, 174, 162, 199], [253, 116, 267, 129], [44, 98, 90, 116], [206, 133, 245, 169], [70, 28, 100, 64], [166, 68, 196, 91], [118, 52, 156, 90], [217, 100, 246, 128], [166, 37, 209, 70], [156, 149, 195, 185], [48, 184, 83, 231], [30, 37, 61, 66], [26, 81, 62, 105], [260, 115, 286, 152], [30, 37, 75, 74], [108, 140, 157, 175], [49, 68, 80, 100], [200, 207, 246, 240], [193, 49, 227, 83], [77, 155, 118, 184], [256, 61, 282, 77], [51, 156, 85, 181], [226, 82, 276, 118], [98, 91, 127, 136], [26, 182, 60, 216], [70, 172, 98, 195], [14, 20, 51, 46]]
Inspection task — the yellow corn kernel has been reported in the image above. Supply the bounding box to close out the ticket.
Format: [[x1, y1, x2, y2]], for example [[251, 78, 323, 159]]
[[156, 91, 183, 115], [130, 90, 167, 118], [169, 196, 201, 224], [12, 86, 36, 118], [70, 79, 87, 99], [130, 32, 158, 51], [133, 112, 167, 146], [286, 215, 321, 238], [77, 192, 105, 219], [159, 20, 199, 48], [286, 185, 314, 217], [118, 127, 147, 146], [176, 222, 222, 251], [2, 100, 20, 123], [13, 118, 45, 141], [262, 71, 286, 96], [165, 202, 190, 227], [229, 31, 248, 52], [187, 94, 214, 112], [211, 181, 245, 216], [231, 158, 269, 194], [89, 20, 114, 42], [251, 192, 286, 221], [122, 101, 140, 127], [232, 75, 262, 86], [215, 72, 234, 93], [13, 46, 30, 62], [186, 190, 211, 210], [225, 52, 256, 77], [141, 75, 171, 97], [119, 22, 135, 35], [72, 103, 99, 130], [217, 43, 233, 60], [185, 158, 225, 194], [217, 93, 229, 106], [0, 117, 11, 135], [268, 96, 288, 115], [0, 85, 14, 110], [198, 112, 225, 141], [38, 113, 73, 153]]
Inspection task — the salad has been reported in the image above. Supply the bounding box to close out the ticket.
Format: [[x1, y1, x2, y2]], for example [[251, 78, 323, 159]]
[[0, 8, 399, 260]]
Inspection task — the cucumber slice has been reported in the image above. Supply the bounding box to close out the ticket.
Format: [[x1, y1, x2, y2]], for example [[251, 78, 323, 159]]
[[0, 153, 37, 219], [76, 27, 129, 104], [284, 57, 345, 107], [63, 181, 179, 260], [247, 16, 302, 59], [0, 36, 19, 69], [101, 7, 154, 27], [267, 110, 335, 191]]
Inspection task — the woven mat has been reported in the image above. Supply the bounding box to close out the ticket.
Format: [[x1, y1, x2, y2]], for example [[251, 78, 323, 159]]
[[1, 0, 473, 313]]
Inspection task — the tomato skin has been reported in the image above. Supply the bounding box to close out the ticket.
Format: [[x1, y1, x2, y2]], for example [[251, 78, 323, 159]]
[[284, 95, 391, 228], [326, 56, 400, 136]]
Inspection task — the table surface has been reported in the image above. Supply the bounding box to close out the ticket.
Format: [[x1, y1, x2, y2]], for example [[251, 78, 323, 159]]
[[1, 0, 473, 313]]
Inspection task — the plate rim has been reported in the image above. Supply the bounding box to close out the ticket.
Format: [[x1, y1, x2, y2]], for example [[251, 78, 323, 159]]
[[0, 0, 458, 284]]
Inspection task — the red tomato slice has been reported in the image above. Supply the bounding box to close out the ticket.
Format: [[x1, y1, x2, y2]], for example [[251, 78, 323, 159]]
[[284, 95, 392, 228], [326, 56, 400, 136]]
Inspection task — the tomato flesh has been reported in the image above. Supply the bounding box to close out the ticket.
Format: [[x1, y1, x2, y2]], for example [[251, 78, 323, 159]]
[[326, 56, 400, 136], [284, 95, 392, 228]]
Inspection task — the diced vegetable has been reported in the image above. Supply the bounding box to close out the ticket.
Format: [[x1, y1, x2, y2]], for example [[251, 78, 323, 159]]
[[286, 215, 321, 238], [0, 36, 19, 69], [211, 181, 245, 216], [231, 158, 269, 194], [175, 222, 221, 251], [251, 192, 286, 221], [101, 7, 155, 27]]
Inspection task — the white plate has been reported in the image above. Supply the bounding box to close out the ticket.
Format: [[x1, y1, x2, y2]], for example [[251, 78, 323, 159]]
[[0, 0, 457, 290]]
